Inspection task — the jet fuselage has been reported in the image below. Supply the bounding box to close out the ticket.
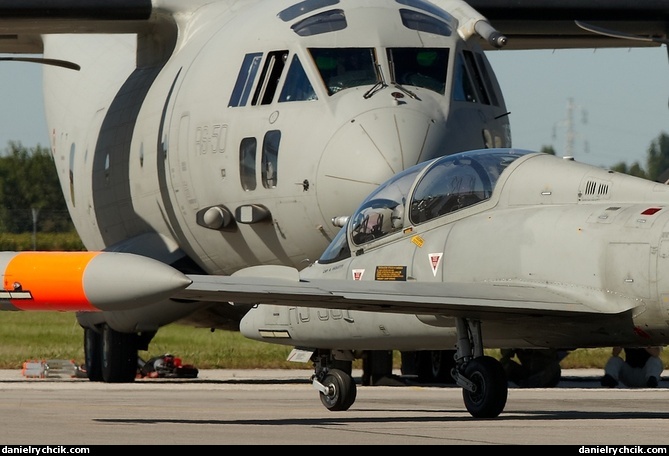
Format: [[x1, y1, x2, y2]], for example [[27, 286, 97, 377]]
[[240, 151, 669, 350]]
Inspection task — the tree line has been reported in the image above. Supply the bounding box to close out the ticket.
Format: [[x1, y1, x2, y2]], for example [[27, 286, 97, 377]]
[[4, 131, 669, 234], [0, 142, 73, 233], [541, 132, 669, 182], [610, 132, 669, 182]]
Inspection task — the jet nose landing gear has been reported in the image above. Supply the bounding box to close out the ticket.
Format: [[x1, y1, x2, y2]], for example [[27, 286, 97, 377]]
[[453, 318, 508, 418], [311, 351, 358, 412], [313, 368, 357, 411]]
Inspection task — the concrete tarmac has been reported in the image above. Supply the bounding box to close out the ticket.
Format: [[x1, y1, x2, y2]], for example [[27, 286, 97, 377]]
[[0, 369, 668, 445]]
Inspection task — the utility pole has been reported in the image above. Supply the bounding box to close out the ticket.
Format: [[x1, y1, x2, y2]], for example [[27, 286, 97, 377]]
[[564, 97, 575, 160], [553, 97, 587, 160], [31, 207, 39, 250]]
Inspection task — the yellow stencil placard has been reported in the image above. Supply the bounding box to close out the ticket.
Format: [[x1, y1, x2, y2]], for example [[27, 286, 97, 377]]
[[375, 266, 407, 281], [411, 235, 424, 247]]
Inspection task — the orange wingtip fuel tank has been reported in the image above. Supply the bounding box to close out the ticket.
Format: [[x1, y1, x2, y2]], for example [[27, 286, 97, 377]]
[[0, 251, 192, 312]]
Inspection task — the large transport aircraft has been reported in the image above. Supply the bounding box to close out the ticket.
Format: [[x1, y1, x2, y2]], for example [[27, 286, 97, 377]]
[[0, 0, 668, 384]]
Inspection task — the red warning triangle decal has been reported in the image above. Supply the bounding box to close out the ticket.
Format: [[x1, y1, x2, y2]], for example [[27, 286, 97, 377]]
[[429, 253, 442, 276]]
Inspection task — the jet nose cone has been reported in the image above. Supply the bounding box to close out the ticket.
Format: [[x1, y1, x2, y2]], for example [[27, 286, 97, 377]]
[[316, 108, 445, 222]]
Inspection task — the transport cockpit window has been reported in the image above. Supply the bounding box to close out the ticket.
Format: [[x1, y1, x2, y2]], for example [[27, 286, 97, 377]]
[[278, 0, 340, 22], [395, 0, 456, 26], [453, 51, 495, 105], [279, 54, 317, 102], [309, 48, 377, 95], [229, 53, 262, 107], [398, 8, 452, 37], [389, 48, 448, 94], [252, 50, 289, 106], [291, 9, 347, 36]]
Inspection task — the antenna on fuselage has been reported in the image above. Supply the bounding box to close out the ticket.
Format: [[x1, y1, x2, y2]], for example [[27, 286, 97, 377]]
[[0, 56, 80, 71]]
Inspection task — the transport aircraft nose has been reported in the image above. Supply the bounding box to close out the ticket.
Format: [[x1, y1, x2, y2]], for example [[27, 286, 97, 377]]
[[316, 108, 445, 223]]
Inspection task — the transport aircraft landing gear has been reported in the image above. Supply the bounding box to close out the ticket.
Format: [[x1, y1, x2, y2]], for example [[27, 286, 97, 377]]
[[451, 318, 508, 418], [311, 350, 357, 411], [83, 326, 103, 382], [400, 349, 457, 383], [83, 324, 151, 383], [101, 323, 139, 383]]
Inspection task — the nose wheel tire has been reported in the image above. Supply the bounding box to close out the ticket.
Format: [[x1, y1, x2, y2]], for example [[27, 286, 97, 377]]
[[462, 355, 508, 418], [319, 368, 357, 411]]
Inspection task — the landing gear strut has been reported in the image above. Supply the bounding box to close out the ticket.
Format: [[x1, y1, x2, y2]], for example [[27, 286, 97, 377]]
[[451, 317, 508, 418], [308, 316, 508, 418], [310, 351, 357, 411]]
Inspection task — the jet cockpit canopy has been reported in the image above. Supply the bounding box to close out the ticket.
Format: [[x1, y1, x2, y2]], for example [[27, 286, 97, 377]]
[[318, 148, 532, 264]]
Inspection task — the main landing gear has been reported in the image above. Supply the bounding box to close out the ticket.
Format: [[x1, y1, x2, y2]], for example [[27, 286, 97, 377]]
[[309, 317, 508, 418], [83, 324, 155, 383]]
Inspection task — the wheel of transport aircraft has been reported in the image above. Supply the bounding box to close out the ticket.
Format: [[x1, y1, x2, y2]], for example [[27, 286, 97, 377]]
[[319, 368, 357, 411], [418, 350, 456, 384], [101, 324, 138, 383], [462, 355, 508, 419], [401, 350, 456, 384], [83, 327, 103, 382], [331, 358, 353, 376]]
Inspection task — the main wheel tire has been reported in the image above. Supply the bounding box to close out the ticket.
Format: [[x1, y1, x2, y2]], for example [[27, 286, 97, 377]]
[[101, 324, 138, 383], [430, 350, 456, 383], [462, 355, 508, 419], [83, 327, 103, 382], [416, 350, 456, 383], [319, 368, 357, 411]]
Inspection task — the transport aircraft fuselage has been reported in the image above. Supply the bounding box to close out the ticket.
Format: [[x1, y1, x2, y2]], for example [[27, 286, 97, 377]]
[[39, 0, 509, 336]]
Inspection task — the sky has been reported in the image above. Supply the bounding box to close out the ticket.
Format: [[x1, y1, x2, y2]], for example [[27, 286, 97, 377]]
[[486, 46, 669, 169], [1, 46, 668, 170]]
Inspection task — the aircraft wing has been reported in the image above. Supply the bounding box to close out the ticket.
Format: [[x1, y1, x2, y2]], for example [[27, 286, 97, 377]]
[[0, 0, 155, 53], [1, 0, 668, 54], [177, 265, 637, 321], [465, 0, 669, 50]]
